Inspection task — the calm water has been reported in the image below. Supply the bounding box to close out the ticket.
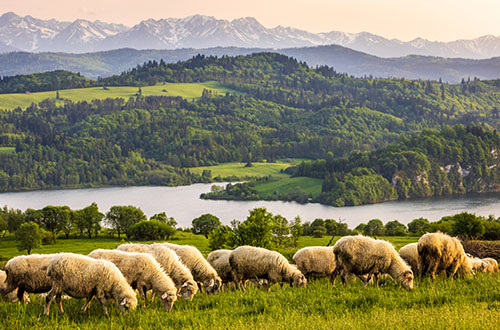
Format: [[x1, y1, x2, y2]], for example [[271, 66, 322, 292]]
[[1, 184, 500, 228]]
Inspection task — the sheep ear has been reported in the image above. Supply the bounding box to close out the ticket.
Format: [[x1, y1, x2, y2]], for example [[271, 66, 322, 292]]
[[161, 292, 168, 300], [181, 282, 188, 288], [120, 299, 127, 305]]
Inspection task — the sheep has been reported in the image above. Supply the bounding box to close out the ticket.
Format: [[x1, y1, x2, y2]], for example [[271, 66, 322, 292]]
[[333, 235, 414, 290], [3, 254, 57, 303], [0, 270, 29, 303], [398, 243, 420, 275], [44, 253, 137, 316], [465, 254, 487, 274], [417, 232, 473, 279], [159, 243, 222, 294], [229, 245, 307, 291], [482, 258, 498, 273], [88, 249, 177, 310], [292, 246, 336, 284], [117, 243, 198, 300], [207, 249, 233, 284]]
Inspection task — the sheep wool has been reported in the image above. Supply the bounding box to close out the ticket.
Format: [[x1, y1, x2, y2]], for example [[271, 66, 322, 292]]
[[0, 270, 28, 303], [160, 243, 222, 294], [88, 249, 177, 310], [333, 235, 413, 290], [3, 254, 57, 303], [292, 246, 336, 283], [207, 249, 233, 283], [117, 243, 198, 300], [229, 245, 307, 290], [398, 243, 420, 275], [44, 253, 137, 316], [482, 258, 498, 273], [417, 232, 472, 279]]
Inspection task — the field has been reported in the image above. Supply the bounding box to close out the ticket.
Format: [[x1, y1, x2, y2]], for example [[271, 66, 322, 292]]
[[254, 177, 323, 198], [1, 234, 500, 329], [0, 81, 237, 110], [0, 147, 15, 154], [189, 161, 294, 179]]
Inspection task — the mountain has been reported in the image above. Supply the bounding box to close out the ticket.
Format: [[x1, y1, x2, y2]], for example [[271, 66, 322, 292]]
[[1, 46, 500, 83], [2, 12, 500, 58]]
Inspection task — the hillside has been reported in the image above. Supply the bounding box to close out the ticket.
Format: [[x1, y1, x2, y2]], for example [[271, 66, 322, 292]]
[[1, 47, 500, 83], [1, 53, 500, 193]]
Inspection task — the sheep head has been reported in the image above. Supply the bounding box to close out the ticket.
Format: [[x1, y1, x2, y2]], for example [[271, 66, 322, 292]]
[[118, 296, 137, 314], [160, 291, 177, 311], [204, 277, 222, 294], [291, 273, 307, 288], [399, 270, 414, 290], [179, 280, 198, 300]]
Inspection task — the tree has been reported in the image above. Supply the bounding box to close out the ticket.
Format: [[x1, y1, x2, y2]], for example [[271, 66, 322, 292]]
[[150, 212, 177, 228], [272, 215, 290, 247], [80, 203, 103, 238], [6, 207, 25, 233], [407, 217, 431, 235], [235, 207, 275, 248], [16, 222, 42, 254], [364, 219, 386, 236], [0, 216, 7, 237], [385, 220, 407, 236], [39, 205, 71, 238], [208, 225, 236, 250], [192, 214, 221, 238], [289, 216, 303, 247], [106, 205, 147, 238], [127, 219, 176, 240], [451, 212, 485, 238]]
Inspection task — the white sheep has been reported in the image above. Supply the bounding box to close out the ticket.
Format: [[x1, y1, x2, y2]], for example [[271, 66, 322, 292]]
[[117, 243, 198, 300], [88, 249, 177, 310], [292, 246, 336, 284], [417, 232, 472, 279], [398, 243, 420, 275], [229, 245, 307, 290], [44, 253, 138, 316], [3, 254, 57, 303], [482, 257, 498, 273], [333, 235, 414, 290], [207, 249, 233, 284], [160, 243, 222, 294]]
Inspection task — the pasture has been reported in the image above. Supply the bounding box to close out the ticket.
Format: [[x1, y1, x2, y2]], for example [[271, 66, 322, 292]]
[[189, 161, 293, 179], [254, 177, 323, 198], [1, 234, 499, 329], [0, 81, 237, 110]]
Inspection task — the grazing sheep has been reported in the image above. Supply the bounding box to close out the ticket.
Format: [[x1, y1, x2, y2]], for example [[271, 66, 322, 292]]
[[333, 235, 413, 290], [160, 243, 222, 294], [418, 232, 472, 279], [482, 258, 498, 273], [3, 254, 57, 303], [117, 243, 198, 300], [0, 270, 29, 303], [44, 253, 137, 316], [292, 246, 336, 284], [465, 254, 487, 275], [207, 249, 233, 284], [229, 245, 307, 290], [398, 243, 420, 275], [88, 249, 177, 310]]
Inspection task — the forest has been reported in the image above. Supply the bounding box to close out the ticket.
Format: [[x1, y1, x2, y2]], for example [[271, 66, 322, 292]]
[[1, 53, 500, 196]]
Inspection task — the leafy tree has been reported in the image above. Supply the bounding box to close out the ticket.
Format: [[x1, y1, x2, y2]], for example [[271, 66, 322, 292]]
[[5, 207, 25, 233], [302, 221, 313, 236], [127, 219, 176, 240], [430, 216, 455, 234], [289, 216, 303, 246], [407, 217, 431, 235], [208, 225, 237, 250], [16, 222, 42, 254], [271, 215, 290, 247], [150, 212, 177, 228], [39, 205, 71, 237], [324, 219, 338, 235], [354, 223, 367, 233], [192, 214, 221, 238], [364, 219, 386, 236], [451, 212, 485, 238], [385, 220, 407, 236], [312, 226, 327, 238], [0, 216, 7, 237], [105, 205, 147, 238], [80, 203, 103, 238], [234, 207, 275, 248]]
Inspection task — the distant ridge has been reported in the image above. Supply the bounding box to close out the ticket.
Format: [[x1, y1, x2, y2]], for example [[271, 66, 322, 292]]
[[1, 12, 500, 59]]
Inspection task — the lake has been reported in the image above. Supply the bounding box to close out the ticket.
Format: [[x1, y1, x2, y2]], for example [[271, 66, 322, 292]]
[[1, 184, 500, 228]]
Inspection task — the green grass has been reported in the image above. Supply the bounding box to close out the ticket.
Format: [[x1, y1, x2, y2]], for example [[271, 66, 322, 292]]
[[189, 161, 295, 179], [1, 234, 499, 329], [254, 177, 323, 198], [0, 147, 15, 154], [0, 81, 237, 110]]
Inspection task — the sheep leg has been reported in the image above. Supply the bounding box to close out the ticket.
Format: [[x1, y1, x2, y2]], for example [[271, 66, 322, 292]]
[[138, 286, 147, 309], [341, 271, 349, 288], [55, 293, 64, 314], [43, 288, 57, 316], [16, 288, 27, 303], [98, 296, 108, 316], [81, 295, 94, 312], [331, 269, 338, 286], [447, 262, 460, 279]]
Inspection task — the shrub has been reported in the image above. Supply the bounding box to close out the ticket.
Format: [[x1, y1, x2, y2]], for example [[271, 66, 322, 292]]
[[127, 219, 176, 240]]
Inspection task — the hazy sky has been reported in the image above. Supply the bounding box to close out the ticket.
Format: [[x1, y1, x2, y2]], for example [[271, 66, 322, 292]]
[[1, 0, 499, 41]]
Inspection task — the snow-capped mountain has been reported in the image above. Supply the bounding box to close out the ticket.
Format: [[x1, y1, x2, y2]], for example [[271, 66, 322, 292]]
[[2, 12, 500, 59]]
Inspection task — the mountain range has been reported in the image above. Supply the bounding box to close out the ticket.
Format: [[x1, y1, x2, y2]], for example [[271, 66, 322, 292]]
[[2, 12, 500, 59]]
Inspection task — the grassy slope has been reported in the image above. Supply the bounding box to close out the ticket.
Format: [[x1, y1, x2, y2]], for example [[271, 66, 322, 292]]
[[0, 81, 236, 110], [2, 234, 500, 329], [254, 177, 323, 198], [189, 161, 293, 179]]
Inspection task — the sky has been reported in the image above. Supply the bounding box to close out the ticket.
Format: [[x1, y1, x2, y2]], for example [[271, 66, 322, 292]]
[[0, 0, 499, 41]]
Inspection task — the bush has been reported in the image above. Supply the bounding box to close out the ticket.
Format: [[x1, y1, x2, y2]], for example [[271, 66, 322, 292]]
[[127, 219, 176, 240], [451, 212, 485, 238], [407, 217, 431, 235], [40, 229, 56, 245], [385, 220, 407, 236], [312, 226, 327, 238], [364, 219, 385, 236], [192, 214, 221, 238]]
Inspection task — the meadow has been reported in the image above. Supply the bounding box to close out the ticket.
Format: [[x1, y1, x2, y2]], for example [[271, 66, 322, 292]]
[[1, 233, 499, 329], [188, 161, 294, 179], [0, 81, 236, 110], [254, 177, 323, 199]]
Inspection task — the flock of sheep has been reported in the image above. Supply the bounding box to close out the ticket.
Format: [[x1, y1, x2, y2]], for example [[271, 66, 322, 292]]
[[0, 232, 497, 316]]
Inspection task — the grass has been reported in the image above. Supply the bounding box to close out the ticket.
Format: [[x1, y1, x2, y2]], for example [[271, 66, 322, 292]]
[[1, 234, 498, 329], [189, 161, 295, 179], [254, 177, 323, 198], [0, 147, 15, 154], [0, 81, 237, 110]]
